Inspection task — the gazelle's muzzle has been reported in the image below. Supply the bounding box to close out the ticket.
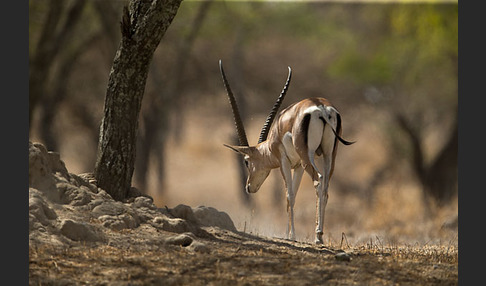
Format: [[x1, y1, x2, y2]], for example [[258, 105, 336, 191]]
[[246, 180, 264, 194], [245, 184, 257, 194]]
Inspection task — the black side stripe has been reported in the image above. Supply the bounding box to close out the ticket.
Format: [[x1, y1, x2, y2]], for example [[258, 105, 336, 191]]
[[301, 113, 311, 146]]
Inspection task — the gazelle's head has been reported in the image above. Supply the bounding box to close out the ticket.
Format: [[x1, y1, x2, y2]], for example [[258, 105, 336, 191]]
[[219, 60, 291, 194], [222, 145, 271, 193]]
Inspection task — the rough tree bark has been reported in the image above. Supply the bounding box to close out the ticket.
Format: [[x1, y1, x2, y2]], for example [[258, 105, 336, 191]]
[[94, 0, 182, 201]]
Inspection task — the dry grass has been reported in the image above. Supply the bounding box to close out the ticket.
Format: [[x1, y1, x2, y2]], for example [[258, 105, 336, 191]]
[[29, 225, 457, 285]]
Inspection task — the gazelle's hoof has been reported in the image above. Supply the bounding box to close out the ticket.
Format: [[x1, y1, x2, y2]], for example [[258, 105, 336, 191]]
[[315, 232, 323, 244]]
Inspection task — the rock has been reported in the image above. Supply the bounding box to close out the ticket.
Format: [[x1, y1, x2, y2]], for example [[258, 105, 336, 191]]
[[132, 196, 156, 210], [29, 142, 57, 200], [29, 189, 57, 227], [88, 198, 105, 210], [29, 142, 78, 204], [153, 216, 167, 225], [92, 200, 141, 230], [46, 150, 69, 178], [164, 233, 194, 247], [57, 182, 92, 206], [98, 213, 139, 230], [69, 173, 99, 193], [59, 219, 102, 242], [170, 204, 198, 224], [153, 216, 193, 233], [29, 213, 45, 233], [192, 206, 237, 232], [187, 241, 210, 253], [132, 204, 160, 224], [77, 172, 97, 186], [92, 201, 127, 217], [335, 251, 351, 262], [95, 189, 115, 201]]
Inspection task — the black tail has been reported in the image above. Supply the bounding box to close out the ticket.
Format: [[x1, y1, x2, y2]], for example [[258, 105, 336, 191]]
[[334, 131, 355, 145], [319, 116, 355, 146]]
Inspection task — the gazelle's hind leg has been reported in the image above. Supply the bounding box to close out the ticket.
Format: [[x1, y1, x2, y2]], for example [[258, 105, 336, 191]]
[[296, 109, 336, 244], [302, 161, 326, 244], [315, 123, 336, 244], [307, 120, 335, 244], [306, 154, 325, 244], [313, 155, 332, 244], [302, 111, 328, 244]]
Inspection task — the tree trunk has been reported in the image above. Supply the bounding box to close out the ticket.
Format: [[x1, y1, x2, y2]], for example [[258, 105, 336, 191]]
[[94, 0, 182, 201], [424, 121, 458, 206], [395, 112, 458, 211]]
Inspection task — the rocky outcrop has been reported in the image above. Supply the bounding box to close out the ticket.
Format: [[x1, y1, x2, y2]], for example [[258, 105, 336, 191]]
[[28, 141, 237, 253]]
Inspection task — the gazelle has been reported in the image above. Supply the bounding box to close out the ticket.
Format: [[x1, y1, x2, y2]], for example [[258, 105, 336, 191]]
[[219, 60, 355, 244]]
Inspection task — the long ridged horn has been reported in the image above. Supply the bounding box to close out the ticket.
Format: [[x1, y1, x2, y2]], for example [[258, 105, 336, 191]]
[[219, 60, 249, 146], [258, 66, 292, 143]]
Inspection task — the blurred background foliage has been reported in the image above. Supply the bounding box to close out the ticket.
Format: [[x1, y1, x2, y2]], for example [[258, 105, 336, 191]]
[[29, 0, 457, 243]]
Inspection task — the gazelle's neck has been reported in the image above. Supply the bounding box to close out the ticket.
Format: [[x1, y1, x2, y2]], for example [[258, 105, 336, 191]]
[[255, 141, 281, 169]]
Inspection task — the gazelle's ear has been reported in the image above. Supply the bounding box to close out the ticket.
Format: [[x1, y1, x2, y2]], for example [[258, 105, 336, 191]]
[[223, 144, 252, 155]]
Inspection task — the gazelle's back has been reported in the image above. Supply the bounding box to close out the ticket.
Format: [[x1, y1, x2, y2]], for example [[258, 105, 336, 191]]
[[269, 97, 343, 177], [271, 97, 338, 142]]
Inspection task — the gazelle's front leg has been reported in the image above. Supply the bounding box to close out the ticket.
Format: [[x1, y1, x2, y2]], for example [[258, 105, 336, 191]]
[[280, 159, 302, 241], [289, 165, 304, 240]]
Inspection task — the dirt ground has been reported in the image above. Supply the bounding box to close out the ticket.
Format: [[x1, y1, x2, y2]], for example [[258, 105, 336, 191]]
[[29, 224, 457, 286]]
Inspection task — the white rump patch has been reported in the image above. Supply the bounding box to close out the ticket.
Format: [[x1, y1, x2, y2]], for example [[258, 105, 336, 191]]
[[304, 104, 337, 159], [303, 105, 338, 130]]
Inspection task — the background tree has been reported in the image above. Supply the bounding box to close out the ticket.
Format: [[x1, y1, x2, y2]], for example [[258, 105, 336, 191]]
[[94, 0, 182, 201], [29, 0, 87, 133], [134, 0, 213, 194], [327, 4, 458, 210]]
